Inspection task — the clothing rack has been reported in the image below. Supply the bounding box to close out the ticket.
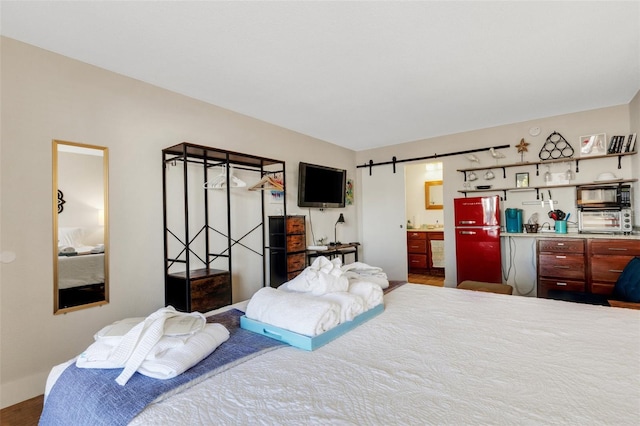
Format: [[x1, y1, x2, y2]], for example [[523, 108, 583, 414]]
[[357, 144, 511, 175], [162, 142, 286, 312]]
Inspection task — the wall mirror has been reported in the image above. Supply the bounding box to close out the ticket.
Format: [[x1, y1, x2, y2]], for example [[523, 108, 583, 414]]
[[53, 140, 109, 314], [424, 180, 443, 210]]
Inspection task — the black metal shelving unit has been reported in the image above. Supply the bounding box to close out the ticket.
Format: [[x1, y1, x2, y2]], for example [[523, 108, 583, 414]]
[[162, 142, 286, 312]]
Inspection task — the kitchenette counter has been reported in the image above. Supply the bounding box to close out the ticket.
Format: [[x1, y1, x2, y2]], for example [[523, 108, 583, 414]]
[[407, 228, 444, 232], [501, 231, 640, 240]]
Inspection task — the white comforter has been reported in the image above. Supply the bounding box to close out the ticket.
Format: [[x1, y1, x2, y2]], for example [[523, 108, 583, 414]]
[[57, 253, 104, 289], [129, 284, 640, 425]]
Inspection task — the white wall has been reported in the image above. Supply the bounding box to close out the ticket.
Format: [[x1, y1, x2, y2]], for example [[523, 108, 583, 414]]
[[405, 162, 444, 228], [0, 37, 357, 407], [357, 103, 636, 289]]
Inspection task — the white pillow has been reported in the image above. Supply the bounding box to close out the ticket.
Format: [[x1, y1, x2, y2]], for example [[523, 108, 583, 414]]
[[58, 227, 85, 248]]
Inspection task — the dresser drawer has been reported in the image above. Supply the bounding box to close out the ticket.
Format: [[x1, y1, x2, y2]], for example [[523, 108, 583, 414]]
[[408, 254, 427, 269], [407, 240, 427, 253], [590, 254, 635, 283], [287, 252, 306, 272], [286, 216, 306, 234], [539, 278, 585, 293], [190, 272, 231, 313], [589, 239, 640, 256], [591, 282, 615, 295], [538, 239, 584, 253], [407, 232, 427, 240], [539, 254, 585, 280], [286, 234, 306, 252]]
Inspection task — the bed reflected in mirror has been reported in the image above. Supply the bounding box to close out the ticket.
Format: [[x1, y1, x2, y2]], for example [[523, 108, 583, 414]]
[[53, 140, 109, 314]]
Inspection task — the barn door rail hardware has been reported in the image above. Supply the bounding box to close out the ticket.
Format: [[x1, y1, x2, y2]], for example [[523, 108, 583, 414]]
[[358, 144, 510, 175]]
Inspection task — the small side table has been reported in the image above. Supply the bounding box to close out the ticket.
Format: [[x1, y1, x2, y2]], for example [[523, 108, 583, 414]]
[[306, 242, 360, 266]]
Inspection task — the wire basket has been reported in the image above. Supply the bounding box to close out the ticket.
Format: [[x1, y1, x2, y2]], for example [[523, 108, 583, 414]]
[[524, 224, 539, 233]]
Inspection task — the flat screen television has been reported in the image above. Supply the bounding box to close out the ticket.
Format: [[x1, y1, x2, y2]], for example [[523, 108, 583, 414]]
[[297, 162, 347, 208]]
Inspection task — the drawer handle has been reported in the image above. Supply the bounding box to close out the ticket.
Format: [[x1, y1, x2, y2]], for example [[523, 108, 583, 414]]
[[609, 269, 624, 273], [607, 247, 628, 251], [460, 231, 476, 235], [554, 266, 570, 269], [556, 282, 568, 286], [555, 255, 566, 259], [556, 243, 565, 246]]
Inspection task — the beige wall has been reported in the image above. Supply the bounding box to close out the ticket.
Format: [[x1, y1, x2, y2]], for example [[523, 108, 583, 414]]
[[1, 35, 638, 408], [0, 37, 357, 407], [357, 104, 636, 288]]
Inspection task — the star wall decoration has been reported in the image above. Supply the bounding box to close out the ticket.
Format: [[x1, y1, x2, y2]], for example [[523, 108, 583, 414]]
[[515, 138, 530, 153]]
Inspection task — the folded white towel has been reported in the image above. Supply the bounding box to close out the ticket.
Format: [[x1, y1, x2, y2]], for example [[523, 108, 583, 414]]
[[76, 307, 229, 384], [285, 256, 349, 295], [320, 291, 365, 322], [348, 281, 384, 310], [341, 262, 389, 289], [245, 287, 340, 336]]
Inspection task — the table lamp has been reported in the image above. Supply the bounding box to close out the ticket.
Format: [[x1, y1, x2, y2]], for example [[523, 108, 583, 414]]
[[334, 213, 345, 245]]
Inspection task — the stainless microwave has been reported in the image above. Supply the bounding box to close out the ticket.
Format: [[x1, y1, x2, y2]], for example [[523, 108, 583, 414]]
[[576, 184, 631, 209]]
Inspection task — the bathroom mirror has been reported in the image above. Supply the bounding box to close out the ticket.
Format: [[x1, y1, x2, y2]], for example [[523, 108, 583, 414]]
[[425, 180, 443, 210], [53, 140, 109, 314]]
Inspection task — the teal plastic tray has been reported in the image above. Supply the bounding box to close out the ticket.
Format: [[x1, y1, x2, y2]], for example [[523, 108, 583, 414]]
[[240, 303, 384, 351]]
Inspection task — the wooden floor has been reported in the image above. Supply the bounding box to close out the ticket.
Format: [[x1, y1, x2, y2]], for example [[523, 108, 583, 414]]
[[0, 395, 43, 426], [408, 272, 445, 286]]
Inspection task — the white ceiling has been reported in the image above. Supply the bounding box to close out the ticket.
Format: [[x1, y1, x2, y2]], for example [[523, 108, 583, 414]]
[[1, 1, 639, 151]]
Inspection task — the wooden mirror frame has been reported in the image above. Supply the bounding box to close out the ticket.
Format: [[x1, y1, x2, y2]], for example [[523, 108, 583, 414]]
[[53, 140, 109, 314], [424, 180, 443, 210]]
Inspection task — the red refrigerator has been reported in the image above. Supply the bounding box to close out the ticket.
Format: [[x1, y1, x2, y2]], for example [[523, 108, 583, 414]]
[[454, 195, 502, 284]]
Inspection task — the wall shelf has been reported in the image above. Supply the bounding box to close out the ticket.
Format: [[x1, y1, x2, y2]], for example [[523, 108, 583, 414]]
[[457, 150, 637, 200], [458, 179, 638, 200], [457, 151, 637, 180]]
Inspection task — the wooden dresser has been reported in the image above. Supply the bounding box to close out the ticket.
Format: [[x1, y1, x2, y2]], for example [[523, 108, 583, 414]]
[[407, 230, 444, 274], [537, 237, 639, 302], [166, 268, 231, 313], [269, 215, 306, 287], [588, 239, 640, 295], [537, 238, 586, 299]]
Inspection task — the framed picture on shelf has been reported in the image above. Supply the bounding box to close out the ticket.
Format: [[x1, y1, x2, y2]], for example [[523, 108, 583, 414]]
[[515, 172, 529, 188], [579, 133, 607, 157]]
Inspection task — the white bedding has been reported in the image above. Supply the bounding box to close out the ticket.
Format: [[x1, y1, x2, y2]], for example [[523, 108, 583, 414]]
[[57, 253, 104, 289], [125, 284, 640, 425]]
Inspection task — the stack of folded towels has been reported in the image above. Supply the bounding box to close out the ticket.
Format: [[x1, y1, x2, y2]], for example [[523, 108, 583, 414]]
[[245, 256, 387, 336]]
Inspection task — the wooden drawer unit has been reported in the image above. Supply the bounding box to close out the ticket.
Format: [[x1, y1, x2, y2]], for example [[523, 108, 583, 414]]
[[537, 238, 586, 300], [407, 231, 428, 273], [588, 239, 640, 296], [269, 215, 306, 287], [166, 268, 231, 313]]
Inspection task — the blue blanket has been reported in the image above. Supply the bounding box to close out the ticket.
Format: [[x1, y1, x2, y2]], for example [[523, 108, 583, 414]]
[[39, 309, 285, 426]]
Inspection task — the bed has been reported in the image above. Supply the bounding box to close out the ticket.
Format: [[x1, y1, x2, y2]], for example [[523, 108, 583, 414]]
[[42, 284, 640, 425], [57, 253, 105, 289]]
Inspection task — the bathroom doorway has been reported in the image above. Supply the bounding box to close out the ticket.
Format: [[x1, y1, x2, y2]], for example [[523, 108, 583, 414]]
[[405, 161, 445, 286]]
